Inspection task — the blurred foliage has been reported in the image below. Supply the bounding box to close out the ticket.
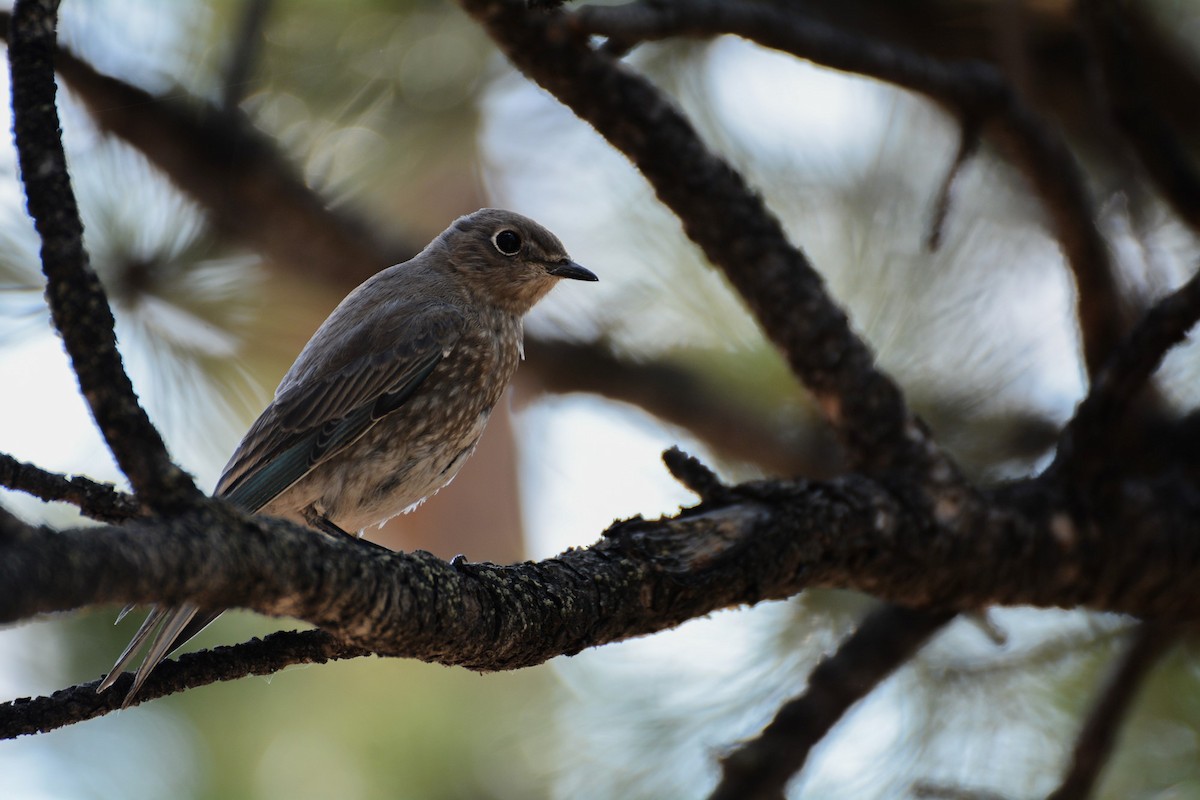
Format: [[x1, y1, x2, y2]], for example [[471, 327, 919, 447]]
[[2, 1, 1200, 799], [228, 0, 493, 235]]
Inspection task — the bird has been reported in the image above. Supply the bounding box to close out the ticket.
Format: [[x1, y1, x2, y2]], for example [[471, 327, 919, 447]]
[[97, 208, 597, 705]]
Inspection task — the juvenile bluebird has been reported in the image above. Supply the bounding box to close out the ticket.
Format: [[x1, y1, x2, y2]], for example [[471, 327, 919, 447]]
[[98, 209, 596, 704]]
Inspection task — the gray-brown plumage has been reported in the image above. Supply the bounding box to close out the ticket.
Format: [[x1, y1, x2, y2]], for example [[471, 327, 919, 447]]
[[98, 209, 596, 704]]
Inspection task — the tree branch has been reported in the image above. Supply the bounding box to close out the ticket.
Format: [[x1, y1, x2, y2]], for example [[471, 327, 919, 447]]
[[1, 630, 364, 735], [1055, 266, 1200, 476], [0, 452, 139, 523], [1046, 623, 1178, 800], [710, 605, 953, 800], [7, 0, 200, 512], [571, 0, 1127, 378], [5, 468, 1200, 734]]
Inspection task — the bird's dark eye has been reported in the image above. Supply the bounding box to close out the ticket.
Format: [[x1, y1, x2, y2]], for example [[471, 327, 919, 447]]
[[493, 229, 521, 256]]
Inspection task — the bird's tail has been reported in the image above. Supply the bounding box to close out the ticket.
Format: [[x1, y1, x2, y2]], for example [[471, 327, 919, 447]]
[[97, 605, 222, 707]]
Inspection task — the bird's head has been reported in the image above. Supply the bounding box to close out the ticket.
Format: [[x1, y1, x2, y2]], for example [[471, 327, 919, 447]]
[[439, 208, 597, 314]]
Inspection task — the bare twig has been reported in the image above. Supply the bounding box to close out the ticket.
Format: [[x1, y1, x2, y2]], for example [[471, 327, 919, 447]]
[[927, 119, 982, 251], [1046, 623, 1178, 800], [1, 629, 364, 735], [709, 606, 953, 800], [1056, 267, 1200, 475], [0, 452, 139, 523], [8, 0, 200, 512], [661, 446, 729, 502], [571, 0, 1127, 378]]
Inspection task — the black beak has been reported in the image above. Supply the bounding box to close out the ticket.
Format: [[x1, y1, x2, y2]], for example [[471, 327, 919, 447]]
[[548, 260, 598, 282]]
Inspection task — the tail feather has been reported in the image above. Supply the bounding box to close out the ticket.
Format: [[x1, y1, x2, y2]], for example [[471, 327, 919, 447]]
[[98, 605, 224, 704], [97, 606, 168, 694], [121, 605, 201, 707]]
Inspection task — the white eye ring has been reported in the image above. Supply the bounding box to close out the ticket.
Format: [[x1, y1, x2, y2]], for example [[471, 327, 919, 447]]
[[493, 229, 522, 256]]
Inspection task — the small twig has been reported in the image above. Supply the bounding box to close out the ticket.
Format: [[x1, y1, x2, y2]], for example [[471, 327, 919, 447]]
[[1046, 622, 1178, 800], [661, 446, 728, 502], [708, 606, 954, 800], [8, 0, 201, 512], [0, 452, 140, 523], [926, 118, 982, 251], [1056, 267, 1200, 475], [0, 630, 365, 737]]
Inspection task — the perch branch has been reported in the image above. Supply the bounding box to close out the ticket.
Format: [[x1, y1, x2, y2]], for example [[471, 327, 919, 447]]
[[5, 468, 1200, 733]]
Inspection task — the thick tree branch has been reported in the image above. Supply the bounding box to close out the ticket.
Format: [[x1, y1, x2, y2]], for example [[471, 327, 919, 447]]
[[0, 452, 139, 523], [710, 605, 953, 800], [8, 0, 200, 512], [571, 0, 1128, 379], [459, 0, 953, 482], [1046, 623, 1178, 800], [5, 469, 1200, 735]]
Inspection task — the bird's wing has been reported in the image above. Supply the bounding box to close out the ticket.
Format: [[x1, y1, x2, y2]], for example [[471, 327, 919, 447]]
[[215, 305, 465, 512]]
